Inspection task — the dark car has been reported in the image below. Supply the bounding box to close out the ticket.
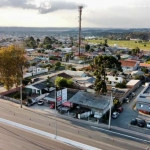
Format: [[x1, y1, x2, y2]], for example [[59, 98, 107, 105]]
[[130, 119, 137, 125], [123, 98, 130, 103], [137, 119, 146, 127], [37, 100, 44, 105]]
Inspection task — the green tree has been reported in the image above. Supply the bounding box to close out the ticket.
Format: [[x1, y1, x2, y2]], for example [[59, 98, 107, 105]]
[[85, 44, 90, 51], [134, 75, 145, 81], [45, 76, 53, 91], [91, 55, 122, 94], [25, 36, 37, 48], [55, 77, 73, 88], [43, 36, 52, 45], [141, 67, 149, 74], [115, 82, 126, 88]]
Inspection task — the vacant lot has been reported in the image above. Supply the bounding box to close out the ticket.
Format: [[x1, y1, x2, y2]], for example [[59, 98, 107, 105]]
[[86, 39, 150, 51]]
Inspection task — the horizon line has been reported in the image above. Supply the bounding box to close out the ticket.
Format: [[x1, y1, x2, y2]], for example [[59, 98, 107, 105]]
[[0, 26, 149, 29]]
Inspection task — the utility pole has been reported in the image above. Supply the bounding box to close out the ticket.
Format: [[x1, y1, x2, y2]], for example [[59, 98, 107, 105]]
[[78, 6, 83, 56], [55, 86, 57, 139], [108, 93, 113, 130], [20, 78, 22, 108]]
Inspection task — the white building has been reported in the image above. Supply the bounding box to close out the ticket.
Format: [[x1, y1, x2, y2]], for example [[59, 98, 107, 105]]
[[106, 75, 124, 86]]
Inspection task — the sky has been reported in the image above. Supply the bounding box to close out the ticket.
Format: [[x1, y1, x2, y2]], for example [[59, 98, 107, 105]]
[[0, 0, 150, 28]]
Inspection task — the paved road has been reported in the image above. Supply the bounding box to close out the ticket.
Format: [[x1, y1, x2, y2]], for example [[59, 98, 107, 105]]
[[0, 99, 149, 150], [0, 123, 79, 150], [111, 85, 150, 134]]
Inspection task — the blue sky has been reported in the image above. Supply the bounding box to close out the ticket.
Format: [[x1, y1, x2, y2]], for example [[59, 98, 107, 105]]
[[0, 0, 150, 28]]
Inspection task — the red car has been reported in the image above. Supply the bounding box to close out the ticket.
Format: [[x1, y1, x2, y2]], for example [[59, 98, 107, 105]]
[[117, 107, 123, 113], [50, 104, 55, 109]]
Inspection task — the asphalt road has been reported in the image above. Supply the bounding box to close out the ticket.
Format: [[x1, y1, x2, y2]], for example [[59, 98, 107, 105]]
[[0, 123, 79, 150], [0, 99, 150, 150], [111, 85, 150, 134]]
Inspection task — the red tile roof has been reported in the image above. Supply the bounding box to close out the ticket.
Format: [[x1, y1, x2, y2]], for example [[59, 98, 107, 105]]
[[140, 63, 150, 67], [119, 60, 136, 67]]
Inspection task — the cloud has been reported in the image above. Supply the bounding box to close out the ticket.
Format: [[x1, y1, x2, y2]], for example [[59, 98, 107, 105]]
[[83, 6, 150, 28], [0, 0, 84, 14]]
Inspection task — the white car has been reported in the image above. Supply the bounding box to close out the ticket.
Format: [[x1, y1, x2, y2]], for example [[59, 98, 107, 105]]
[[147, 122, 150, 129], [112, 112, 119, 119]]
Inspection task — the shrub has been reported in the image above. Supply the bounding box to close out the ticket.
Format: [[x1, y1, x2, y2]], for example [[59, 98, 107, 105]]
[[71, 67, 76, 71]]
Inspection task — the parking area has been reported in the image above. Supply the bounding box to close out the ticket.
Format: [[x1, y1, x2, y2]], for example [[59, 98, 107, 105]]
[[111, 84, 150, 134]]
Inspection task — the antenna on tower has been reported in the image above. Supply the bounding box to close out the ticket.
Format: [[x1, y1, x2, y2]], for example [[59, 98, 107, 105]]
[[78, 6, 83, 56]]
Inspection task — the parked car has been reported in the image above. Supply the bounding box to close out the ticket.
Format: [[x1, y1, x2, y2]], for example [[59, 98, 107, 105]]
[[123, 98, 130, 103], [25, 98, 37, 106], [112, 112, 119, 119], [132, 92, 136, 97], [146, 122, 150, 129], [50, 103, 55, 109], [137, 119, 146, 127], [117, 107, 123, 113], [37, 100, 44, 105], [130, 119, 137, 125]]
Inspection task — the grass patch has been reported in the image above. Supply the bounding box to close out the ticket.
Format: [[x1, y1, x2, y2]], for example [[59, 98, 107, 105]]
[[86, 39, 150, 50]]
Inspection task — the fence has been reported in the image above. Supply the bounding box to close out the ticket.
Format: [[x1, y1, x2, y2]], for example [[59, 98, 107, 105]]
[[0, 95, 20, 104], [0, 87, 21, 96]]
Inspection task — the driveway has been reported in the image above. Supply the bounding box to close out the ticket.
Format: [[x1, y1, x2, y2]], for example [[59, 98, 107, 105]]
[[110, 85, 150, 134]]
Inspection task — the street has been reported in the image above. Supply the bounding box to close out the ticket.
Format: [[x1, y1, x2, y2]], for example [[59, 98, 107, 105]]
[[111, 84, 150, 134], [0, 99, 149, 150]]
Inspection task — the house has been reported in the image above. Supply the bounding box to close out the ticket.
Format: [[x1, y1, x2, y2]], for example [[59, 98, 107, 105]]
[[106, 75, 124, 86], [136, 82, 150, 114], [68, 91, 110, 119], [24, 67, 48, 78], [126, 80, 140, 89], [119, 60, 139, 74], [139, 63, 150, 70]]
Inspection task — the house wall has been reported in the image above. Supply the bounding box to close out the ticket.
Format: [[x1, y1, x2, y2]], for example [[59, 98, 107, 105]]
[[106, 76, 123, 86]]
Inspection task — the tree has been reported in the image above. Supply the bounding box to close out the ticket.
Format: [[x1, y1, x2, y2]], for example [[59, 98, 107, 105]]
[[116, 54, 121, 60], [91, 55, 122, 94], [55, 77, 73, 88], [25, 36, 37, 48], [0, 44, 28, 90], [45, 76, 53, 91], [141, 67, 149, 74], [44, 44, 52, 49], [85, 44, 90, 51], [134, 75, 145, 81], [115, 82, 126, 88], [43, 36, 52, 45], [55, 61, 61, 68]]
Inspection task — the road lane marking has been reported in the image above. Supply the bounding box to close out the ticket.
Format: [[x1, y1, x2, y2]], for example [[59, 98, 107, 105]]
[[91, 126, 150, 144], [0, 118, 100, 150]]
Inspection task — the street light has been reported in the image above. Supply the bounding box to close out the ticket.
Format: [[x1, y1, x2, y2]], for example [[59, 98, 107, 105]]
[[54, 86, 57, 139], [108, 92, 113, 130], [20, 78, 22, 108]]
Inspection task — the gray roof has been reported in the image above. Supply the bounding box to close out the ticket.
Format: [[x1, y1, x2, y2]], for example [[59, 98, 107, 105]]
[[68, 91, 110, 110], [32, 81, 47, 90]]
